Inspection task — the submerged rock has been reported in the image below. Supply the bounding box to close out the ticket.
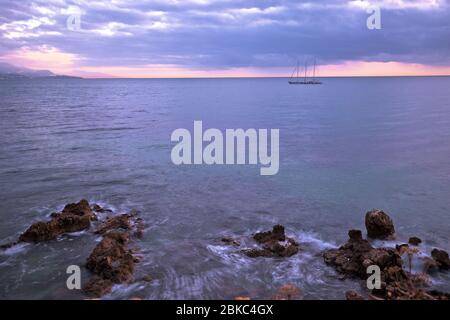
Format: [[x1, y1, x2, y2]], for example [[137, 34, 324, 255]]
[[221, 237, 240, 247], [83, 277, 113, 298], [94, 214, 131, 235], [431, 248, 450, 270], [345, 290, 364, 300], [92, 204, 113, 213], [272, 284, 303, 300], [242, 225, 299, 258], [365, 209, 395, 239], [408, 237, 422, 246]]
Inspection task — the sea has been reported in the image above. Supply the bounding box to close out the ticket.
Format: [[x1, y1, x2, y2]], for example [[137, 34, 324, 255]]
[[0, 76, 449, 299]]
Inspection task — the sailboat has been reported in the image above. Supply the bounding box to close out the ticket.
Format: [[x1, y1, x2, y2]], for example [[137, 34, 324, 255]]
[[289, 60, 322, 85]]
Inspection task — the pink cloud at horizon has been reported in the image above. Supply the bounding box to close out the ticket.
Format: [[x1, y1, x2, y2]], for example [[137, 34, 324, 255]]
[[1, 47, 450, 78]]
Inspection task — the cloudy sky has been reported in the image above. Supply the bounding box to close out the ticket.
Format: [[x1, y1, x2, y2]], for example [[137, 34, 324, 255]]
[[0, 0, 449, 77]]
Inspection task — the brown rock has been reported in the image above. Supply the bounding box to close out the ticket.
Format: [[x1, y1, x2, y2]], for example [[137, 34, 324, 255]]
[[95, 214, 131, 235], [422, 257, 439, 274], [62, 199, 96, 220], [86, 232, 135, 283], [348, 229, 363, 241], [253, 225, 285, 243], [243, 227, 299, 258], [83, 276, 113, 298], [408, 237, 422, 246], [92, 204, 113, 213], [221, 237, 240, 246], [365, 209, 395, 239], [19, 214, 91, 242], [431, 248, 450, 270], [272, 284, 303, 300], [345, 290, 364, 300]]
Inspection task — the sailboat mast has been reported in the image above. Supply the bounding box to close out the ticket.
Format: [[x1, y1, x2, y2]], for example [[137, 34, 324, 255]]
[[304, 62, 307, 82], [296, 61, 299, 80], [313, 60, 316, 82]]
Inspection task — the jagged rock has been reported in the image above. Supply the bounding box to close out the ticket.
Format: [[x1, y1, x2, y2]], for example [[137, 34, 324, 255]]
[[86, 232, 135, 283], [272, 284, 303, 300], [19, 213, 90, 242], [365, 209, 395, 239], [221, 237, 240, 246], [0, 241, 18, 250], [427, 290, 450, 300], [431, 248, 450, 270], [16, 199, 96, 243], [92, 204, 113, 213], [94, 214, 131, 235], [324, 229, 449, 300], [242, 226, 299, 258], [323, 229, 395, 278], [83, 276, 113, 298], [62, 199, 96, 220], [345, 290, 364, 300], [408, 237, 422, 246], [253, 225, 285, 243], [134, 217, 145, 238]]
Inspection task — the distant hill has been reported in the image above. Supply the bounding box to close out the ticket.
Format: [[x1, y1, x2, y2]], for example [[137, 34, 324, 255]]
[[0, 62, 82, 79]]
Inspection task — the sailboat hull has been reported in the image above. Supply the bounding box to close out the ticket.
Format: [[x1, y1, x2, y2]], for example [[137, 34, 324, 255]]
[[289, 81, 322, 85]]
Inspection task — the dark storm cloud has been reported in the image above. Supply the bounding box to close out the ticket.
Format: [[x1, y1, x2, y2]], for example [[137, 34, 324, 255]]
[[0, 0, 449, 69]]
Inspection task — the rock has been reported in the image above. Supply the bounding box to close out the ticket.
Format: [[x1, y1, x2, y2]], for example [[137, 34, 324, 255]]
[[431, 248, 450, 270], [422, 257, 439, 274], [134, 217, 145, 239], [324, 229, 403, 280], [221, 237, 240, 246], [242, 226, 299, 258], [94, 214, 131, 235], [16, 199, 97, 243], [86, 232, 135, 283], [141, 275, 152, 282], [408, 237, 422, 246], [345, 290, 364, 300], [426, 290, 450, 300], [92, 204, 113, 213], [62, 199, 96, 220], [365, 209, 395, 239], [272, 284, 303, 300], [19, 213, 91, 242], [325, 226, 450, 300], [253, 225, 285, 243], [83, 276, 113, 298], [348, 229, 363, 241], [0, 241, 18, 250]]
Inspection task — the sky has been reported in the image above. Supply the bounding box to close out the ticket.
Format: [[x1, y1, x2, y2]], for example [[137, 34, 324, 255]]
[[0, 0, 449, 78]]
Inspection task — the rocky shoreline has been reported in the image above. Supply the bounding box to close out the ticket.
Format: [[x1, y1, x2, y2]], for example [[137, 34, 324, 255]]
[[1, 201, 449, 300], [1, 199, 144, 298]]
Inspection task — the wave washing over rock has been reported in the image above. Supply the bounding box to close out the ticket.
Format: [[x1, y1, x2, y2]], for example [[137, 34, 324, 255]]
[[1, 202, 449, 299]]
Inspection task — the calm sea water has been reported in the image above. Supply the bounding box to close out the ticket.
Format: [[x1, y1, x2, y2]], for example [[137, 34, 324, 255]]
[[0, 77, 449, 299]]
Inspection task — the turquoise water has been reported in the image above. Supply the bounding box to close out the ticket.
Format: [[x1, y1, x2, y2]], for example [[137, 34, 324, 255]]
[[0, 77, 449, 299]]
